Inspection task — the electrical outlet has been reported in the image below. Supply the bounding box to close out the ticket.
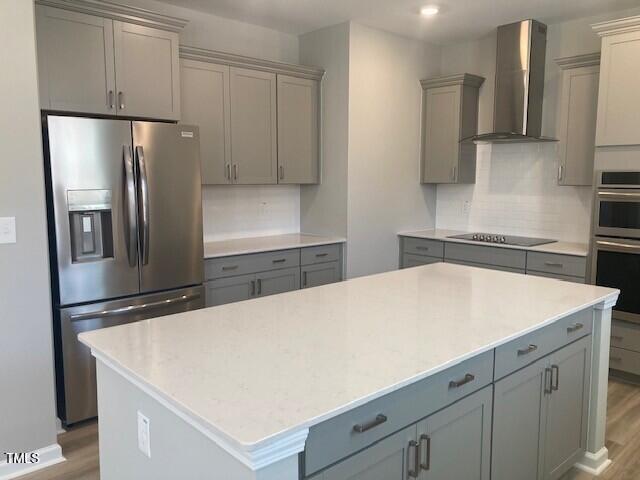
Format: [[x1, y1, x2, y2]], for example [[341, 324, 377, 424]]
[[137, 411, 151, 458], [462, 201, 472, 215], [0, 217, 16, 244]]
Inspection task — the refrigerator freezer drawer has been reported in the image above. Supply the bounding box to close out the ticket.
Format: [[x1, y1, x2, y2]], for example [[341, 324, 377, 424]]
[[56, 285, 204, 425]]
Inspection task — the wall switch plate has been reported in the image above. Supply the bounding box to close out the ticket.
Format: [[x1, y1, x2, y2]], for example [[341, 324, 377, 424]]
[[137, 411, 151, 458], [0, 217, 16, 244]]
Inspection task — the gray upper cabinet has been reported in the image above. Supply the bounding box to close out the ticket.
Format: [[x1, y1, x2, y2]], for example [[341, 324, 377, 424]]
[[555, 54, 600, 186], [113, 21, 180, 121], [277, 75, 320, 184], [593, 19, 640, 146], [36, 6, 116, 115], [421, 74, 484, 184], [320, 426, 417, 480], [35, 2, 184, 121], [180, 60, 232, 184], [416, 386, 492, 480], [230, 67, 278, 184]]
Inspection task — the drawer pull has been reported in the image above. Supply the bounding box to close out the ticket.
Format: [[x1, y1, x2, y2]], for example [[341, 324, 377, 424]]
[[419, 434, 431, 471], [415, 246, 430, 251], [407, 440, 419, 478], [222, 265, 238, 271], [315, 252, 329, 257], [544, 261, 564, 268], [448, 373, 475, 389], [567, 323, 584, 333], [610, 356, 622, 363], [272, 258, 287, 264], [611, 335, 624, 342], [353, 414, 387, 433], [517, 344, 538, 356]]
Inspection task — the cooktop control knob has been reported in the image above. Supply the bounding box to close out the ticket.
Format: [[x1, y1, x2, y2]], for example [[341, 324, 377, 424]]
[[500, 236, 506, 243], [472, 234, 479, 240]]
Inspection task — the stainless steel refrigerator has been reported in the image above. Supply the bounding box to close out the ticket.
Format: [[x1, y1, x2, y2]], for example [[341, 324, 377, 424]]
[[43, 116, 205, 425]]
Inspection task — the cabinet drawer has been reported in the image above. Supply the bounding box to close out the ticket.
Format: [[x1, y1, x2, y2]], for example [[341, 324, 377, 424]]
[[494, 309, 593, 380], [611, 320, 640, 353], [526, 252, 587, 278], [445, 243, 526, 269], [402, 237, 444, 258], [301, 244, 341, 266], [402, 253, 442, 268], [304, 350, 494, 476], [205, 249, 299, 280], [526, 270, 585, 283], [610, 347, 640, 376]]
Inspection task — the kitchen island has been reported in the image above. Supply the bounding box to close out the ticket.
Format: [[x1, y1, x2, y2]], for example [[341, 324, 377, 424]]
[[80, 263, 618, 480]]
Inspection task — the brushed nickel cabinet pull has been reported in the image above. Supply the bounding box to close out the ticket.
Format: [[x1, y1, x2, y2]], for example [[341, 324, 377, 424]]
[[517, 344, 538, 356], [108, 90, 114, 109], [315, 252, 328, 257], [407, 440, 419, 478], [551, 365, 559, 392], [567, 323, 584, 333], [544, 261, 564, 268], [449, 373, 475, 389], [226, 164, 231, 181], [222, 265, 238, 271], [419, 434, 431, 471], [558, 164, 564, 181], [234, 164, 238, 180], [544, 367, 553, 395], [250, 280, 256, 296], [303, 271, 308, 287], [352, 414, 387, 433], [257, 278, 262, 295], [272, 258, 286, 264], [279, 165, 284, 180], [118, 91, 125, 109], [415, 246, 429, 251]]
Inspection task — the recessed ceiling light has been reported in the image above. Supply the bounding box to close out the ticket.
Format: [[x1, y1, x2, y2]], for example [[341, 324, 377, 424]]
[[420, 5, 439, 16]]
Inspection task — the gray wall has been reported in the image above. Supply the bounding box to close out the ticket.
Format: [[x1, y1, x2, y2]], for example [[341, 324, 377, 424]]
[[0, 0, 58, 455]]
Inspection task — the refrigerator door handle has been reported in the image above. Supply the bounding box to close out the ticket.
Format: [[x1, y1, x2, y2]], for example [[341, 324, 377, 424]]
[[135, 145, 150, 265], [123, 145, 138, 267], [69, 292, 201, 321]]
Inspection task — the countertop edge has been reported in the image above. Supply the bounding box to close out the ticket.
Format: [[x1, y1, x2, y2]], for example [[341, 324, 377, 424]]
[[203, 235, 346, 259], [80, 290, 618, 471]]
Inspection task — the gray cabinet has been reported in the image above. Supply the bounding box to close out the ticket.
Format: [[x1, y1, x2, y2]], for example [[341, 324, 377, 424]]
[[277, 75, 320, 184], [399, 237, 444, 268], [205, 274, 255, 306], [35, 4, 181, 120], [493, 336, 591, 480], [420, 74, 484, 184], [230, 67, 278, 184], [593, 20, 640, 146], [113, 21, 180, 120], [555, 54, 600, 186], [302, 262, 341, 288], [256, 267, 300, 297], [416, 385, 492, 480], [36, 6, 116, 115], [319, 426, 417, 480], [402, 254, 441, 269], [180, 60, 232, 184]]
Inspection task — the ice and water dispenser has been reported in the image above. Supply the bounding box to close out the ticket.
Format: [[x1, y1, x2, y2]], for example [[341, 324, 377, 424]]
[[67, 189, 114, 262]]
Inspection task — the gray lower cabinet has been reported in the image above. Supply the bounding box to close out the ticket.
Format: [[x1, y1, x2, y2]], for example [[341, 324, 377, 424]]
[[492, 336, 591, 480], [256, 267, 300, 297], [402, 254, 442, 269], [302, 262, 341, 288], [205, 273, 255, 306]]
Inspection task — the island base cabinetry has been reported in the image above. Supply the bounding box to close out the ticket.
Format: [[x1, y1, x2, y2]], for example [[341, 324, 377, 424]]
[[308, 386, 492, 480], [492, 335, 592, 480]]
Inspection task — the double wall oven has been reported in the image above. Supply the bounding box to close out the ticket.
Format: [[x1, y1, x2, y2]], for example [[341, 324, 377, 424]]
[[591, 171, 640, 324]]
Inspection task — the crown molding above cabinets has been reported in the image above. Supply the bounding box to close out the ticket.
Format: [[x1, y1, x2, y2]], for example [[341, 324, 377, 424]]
[[592, 14, 640, 36], [555, 52, 601, 70], [179, 46, 325, 81], [34, 0, 188, 32], [420, 73, 485, 90]]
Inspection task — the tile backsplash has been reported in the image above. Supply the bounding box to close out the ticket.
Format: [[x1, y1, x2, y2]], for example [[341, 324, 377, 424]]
[[436, 143, 593, 243], [202, 185, 300, 241]]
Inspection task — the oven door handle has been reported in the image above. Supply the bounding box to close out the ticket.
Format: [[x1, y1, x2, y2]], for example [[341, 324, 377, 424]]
[[597, 191, 640, 200], [595, 240, 640, 253]]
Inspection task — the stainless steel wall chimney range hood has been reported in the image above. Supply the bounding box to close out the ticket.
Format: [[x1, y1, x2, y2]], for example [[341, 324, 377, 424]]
[[467, 20, 557, 144]]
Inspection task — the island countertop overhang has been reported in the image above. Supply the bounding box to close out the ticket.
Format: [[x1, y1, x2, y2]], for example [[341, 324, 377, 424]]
[[79, 263, 618, 468]]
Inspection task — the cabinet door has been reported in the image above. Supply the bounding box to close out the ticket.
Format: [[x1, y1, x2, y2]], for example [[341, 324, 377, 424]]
[[422, 86, 460, 184], [543, 336, 591, 479], [557, 65, 599, 185], [277, 75, 319, 184], [402, 254, 441, 269], [417, 385, 492, 480], [36, 6, 116, 114], [492, 358, 548, 480], [323, 426, 417, 480], [205, 274, 255, 307], [180, 60, 232, 184], [256, 267, 300, 297], [596, 30, 640, 146], [113, 21, 180, 120], [230, 67, 278, 184], [302, 261, 341, 289]]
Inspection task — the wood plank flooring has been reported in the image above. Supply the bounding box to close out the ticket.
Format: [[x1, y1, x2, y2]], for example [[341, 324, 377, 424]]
[[16, 379, 640, 480]]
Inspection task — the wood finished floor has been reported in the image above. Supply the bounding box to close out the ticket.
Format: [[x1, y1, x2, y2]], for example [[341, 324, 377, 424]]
[[16, 379, 640, 480]]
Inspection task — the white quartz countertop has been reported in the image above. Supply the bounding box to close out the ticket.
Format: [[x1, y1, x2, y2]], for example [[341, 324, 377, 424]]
[[203, 233, 345, 259], [399, 228, 590, 257], [79, 264, 616, 465]]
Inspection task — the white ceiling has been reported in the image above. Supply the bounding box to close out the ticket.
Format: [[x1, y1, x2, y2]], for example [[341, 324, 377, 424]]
[[156, 0, 640, 44]]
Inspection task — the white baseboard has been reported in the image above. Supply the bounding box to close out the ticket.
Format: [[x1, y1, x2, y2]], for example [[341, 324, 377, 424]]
[[0, 444, 65, 480], [574, 447, 612, 476], [55, 418, 66, 435]]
